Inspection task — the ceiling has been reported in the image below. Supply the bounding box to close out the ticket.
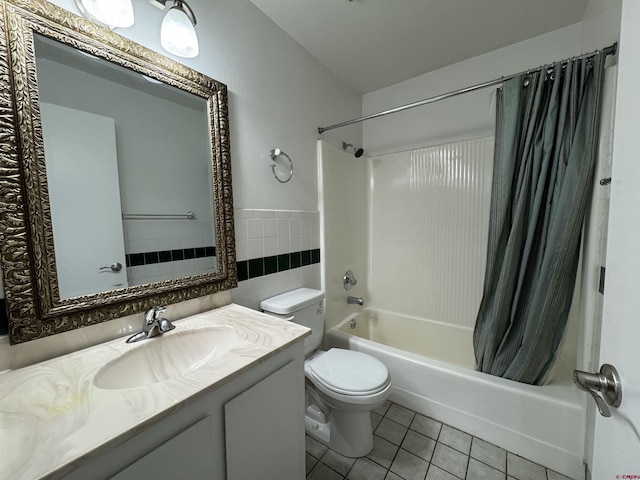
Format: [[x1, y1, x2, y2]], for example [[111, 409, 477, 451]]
[[249, 0, 591, 94]]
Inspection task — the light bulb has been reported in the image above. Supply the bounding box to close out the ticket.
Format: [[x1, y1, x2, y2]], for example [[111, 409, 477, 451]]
[[76, 0, 134, 29], [161, 6, 199, 58]]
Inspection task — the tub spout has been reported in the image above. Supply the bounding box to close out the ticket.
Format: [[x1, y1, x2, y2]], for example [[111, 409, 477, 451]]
[[347, 296, 364, 306]]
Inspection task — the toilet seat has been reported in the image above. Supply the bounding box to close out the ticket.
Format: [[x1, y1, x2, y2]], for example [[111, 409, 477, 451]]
[[305, 348, 390, 396]]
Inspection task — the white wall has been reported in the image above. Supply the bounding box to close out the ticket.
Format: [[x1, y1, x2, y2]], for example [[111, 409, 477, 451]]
[[581, 0, 622, 52], [47, 0, 363, 212], [362, 24, 584, 156], [318, 141, 369, 332]]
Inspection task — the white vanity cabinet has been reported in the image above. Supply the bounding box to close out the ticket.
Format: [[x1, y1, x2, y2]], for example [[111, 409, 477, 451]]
[[60, 342, 305, 480]]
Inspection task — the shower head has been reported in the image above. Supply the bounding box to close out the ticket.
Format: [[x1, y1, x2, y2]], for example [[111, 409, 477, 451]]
[[342, 142, 364, 158]]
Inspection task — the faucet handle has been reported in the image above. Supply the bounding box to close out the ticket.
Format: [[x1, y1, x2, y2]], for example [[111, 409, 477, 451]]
[[145, 306, 167, 323], [343, 271, 358, 290], [158, 318, 176, 333]]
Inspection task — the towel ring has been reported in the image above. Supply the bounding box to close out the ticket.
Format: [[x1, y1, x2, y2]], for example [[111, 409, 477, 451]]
[[270, 148, 294, 183]]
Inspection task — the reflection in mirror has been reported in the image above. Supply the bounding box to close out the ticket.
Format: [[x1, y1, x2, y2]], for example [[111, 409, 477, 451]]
[[34, 35, 216, 299], [0, 0, 236, 344]]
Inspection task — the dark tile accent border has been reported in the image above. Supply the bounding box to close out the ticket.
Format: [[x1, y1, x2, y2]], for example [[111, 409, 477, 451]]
[[237, 249, 320, 282], [237, 261, 248, 281], [126, 246, 216, 268], [278, 254, 290, 272], [290, 251, 301, 269], [264, 256, 278, 275], [144, 252, 159, 265], [248, 258, 264, 278], [0, 249, 318, 333]]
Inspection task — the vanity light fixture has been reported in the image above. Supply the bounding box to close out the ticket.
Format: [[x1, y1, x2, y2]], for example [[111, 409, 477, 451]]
[[152, 0, 200, 58], [74, 0, 135, 29], [75, 0, 200, 59]]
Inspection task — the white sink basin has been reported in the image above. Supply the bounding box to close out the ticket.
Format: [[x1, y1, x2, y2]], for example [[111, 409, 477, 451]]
[[94, 326, 239, 389]]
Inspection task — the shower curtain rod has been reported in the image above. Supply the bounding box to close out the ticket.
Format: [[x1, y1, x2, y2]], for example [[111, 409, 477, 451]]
[[317, 43, 617, 134]]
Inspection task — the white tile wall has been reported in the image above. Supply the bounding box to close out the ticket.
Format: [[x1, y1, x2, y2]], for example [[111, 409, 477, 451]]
[[124, 219, 214, 252], [128, 256, 217, 286], [232, 209, 321, 310], [123, 218, 216, 285]]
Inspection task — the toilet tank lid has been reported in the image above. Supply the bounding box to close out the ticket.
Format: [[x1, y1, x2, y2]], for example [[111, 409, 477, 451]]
[[260, 288, 325, 314]]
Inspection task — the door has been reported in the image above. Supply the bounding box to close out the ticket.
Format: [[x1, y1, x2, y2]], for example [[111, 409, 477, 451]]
[[109, 416, 215, 480], [225, 360, 305, 480], [40, 103, 128, 298], [591, 1, 640, 475]]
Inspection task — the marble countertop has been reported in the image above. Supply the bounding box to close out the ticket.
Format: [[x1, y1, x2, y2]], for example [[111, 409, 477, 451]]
[[0, 304, 310, 480]]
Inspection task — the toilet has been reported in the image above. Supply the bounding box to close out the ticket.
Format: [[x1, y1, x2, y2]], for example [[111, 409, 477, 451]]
[[260, 287, 391, 457]]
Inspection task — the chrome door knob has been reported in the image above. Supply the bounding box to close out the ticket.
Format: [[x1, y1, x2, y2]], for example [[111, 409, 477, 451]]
[[99, 262, 123, 272], [573, 364, 622, 417]]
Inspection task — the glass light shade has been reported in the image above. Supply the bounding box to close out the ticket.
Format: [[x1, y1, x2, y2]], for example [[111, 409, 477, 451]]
[[161, 7, 199, 58], [77, 0, 134, 29]]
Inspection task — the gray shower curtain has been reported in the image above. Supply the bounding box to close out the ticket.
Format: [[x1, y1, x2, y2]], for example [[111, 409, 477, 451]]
[[473, 52, 607, 385]]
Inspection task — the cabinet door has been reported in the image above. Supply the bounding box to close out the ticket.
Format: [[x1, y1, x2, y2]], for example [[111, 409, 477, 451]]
[[225, 360, 305, 480], [110, 416, 215, 480]]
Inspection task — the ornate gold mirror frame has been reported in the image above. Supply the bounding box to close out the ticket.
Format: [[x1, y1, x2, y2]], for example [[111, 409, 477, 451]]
[[0, 0, 236, 344]]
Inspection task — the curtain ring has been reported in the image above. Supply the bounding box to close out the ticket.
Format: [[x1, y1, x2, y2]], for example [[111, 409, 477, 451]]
[[270, 148, 294, 183]]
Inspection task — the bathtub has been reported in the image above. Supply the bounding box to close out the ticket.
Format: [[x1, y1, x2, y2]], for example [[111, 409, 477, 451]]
[[325, 309, 586, 480]]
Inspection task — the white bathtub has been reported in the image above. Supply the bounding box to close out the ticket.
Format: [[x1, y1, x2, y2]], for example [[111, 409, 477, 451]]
[[325, 309, 586, 479]]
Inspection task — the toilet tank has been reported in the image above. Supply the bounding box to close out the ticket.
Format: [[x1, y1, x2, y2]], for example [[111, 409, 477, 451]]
[[260, 288, 325, 355]]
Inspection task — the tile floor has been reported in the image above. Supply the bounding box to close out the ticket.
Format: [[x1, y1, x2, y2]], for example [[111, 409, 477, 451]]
[[305, 401, 577, 480]]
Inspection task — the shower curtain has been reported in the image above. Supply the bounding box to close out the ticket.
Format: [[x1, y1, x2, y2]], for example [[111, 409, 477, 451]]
[[473, 52, 607, 385]]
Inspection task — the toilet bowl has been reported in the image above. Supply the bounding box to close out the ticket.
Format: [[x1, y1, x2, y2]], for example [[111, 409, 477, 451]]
[[305, 347, 391, 456], [260, 288, 391, 457]]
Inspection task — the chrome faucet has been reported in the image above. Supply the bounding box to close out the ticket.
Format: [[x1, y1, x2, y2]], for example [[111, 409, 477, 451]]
[[347, 296, 364, 306], [126, 306, 176, 343]]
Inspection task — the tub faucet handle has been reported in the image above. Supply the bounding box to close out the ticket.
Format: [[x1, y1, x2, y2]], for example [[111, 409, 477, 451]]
[[343, 271, 358, 290]]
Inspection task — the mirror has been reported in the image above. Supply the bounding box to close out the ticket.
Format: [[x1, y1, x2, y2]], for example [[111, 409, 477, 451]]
[[35, 35, 216, 299], [0, 0, 237, 344]]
